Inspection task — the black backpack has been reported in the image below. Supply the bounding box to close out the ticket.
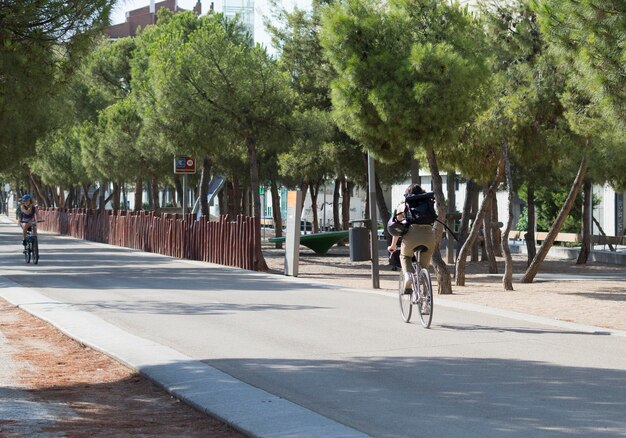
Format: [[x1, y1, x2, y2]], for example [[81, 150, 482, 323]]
[[404, 192, 437, 225]]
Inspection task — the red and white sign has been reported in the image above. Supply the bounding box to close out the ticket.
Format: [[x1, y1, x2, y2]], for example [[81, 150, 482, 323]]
[[174, 156, 196, 174]]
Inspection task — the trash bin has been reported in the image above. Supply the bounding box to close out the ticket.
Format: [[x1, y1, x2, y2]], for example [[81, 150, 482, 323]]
[[349, 222, 371, 261]]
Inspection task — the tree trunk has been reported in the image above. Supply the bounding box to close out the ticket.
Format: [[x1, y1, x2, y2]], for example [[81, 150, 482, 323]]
[[217, 185, 224, 215], [524, 185, 537, 265], [230, 181, 238, 216], [76, 187, 81, 209], [122, 184, 128, 210], [299, 180, 309, 216], [270, 180, 283, 248], [58, 184, 66, 208], [199, 156, 212, 216], [134, 178, 143, 212], [29, 173, 49, 207], [410, 157, 420, 183], [470, 184, 480, 262], [66, 187, 75, 209], [456, 159, 504, 286], [483, 186, 498, 274], [98, 182, 107, 211], [446, 171, 456, 264], [76, 186, 83, 208], [458, 180, 474, 251], [87, 185, 100, 210], [112, 182, 121, 211], [338, 178, 352, 246], [342, 179, 352, 230], [501, 141, 514, 291], [49, 185, 60, 208], [426, 149, 452, 295], [480, 184, 488, 263], [375, 172, 390, 240], [333, 177, 341, 232], [521, 156, 589, 283], [576, 180, 592, 264], [310, 182, 320, 233], [240, 187, 249, 216], [78, 185, 86, 208], [151, 176, 160, 210], [246, 135, 267, 271], [491, 191, 503, 257], [146, 179, 154, 209]]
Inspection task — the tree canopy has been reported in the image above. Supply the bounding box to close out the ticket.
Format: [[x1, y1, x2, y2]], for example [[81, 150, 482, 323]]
[[0, 0, 115, 171]]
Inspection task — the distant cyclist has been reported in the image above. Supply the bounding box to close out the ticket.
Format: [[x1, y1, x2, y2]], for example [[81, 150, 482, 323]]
[[18, 194, 38, 248]]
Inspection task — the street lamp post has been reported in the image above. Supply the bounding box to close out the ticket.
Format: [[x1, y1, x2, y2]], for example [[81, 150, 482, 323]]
[[367, 152, 380, 289]]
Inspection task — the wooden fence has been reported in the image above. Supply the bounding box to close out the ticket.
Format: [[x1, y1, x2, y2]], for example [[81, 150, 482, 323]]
[[36, 208, 259, 270]]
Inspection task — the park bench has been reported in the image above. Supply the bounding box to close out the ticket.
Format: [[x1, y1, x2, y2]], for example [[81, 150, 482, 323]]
[[591, 234, 624, 251], [511, 230, 626, 251], [269, 230, 349, 255], [509, 231, 581, 244], [592, 235, 624, 246], [535, 232, 580, 243]]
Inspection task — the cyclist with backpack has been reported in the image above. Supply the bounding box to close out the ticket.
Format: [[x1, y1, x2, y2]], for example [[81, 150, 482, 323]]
[[387, 184, 437, 292]]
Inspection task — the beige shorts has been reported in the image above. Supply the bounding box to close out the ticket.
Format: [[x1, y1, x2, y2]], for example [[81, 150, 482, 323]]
[[400, 224, 435, 269]]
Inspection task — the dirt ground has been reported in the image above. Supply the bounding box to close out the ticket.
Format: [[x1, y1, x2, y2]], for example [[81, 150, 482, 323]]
[[263, 242, 626, 331], [0, 300, 245, 437]]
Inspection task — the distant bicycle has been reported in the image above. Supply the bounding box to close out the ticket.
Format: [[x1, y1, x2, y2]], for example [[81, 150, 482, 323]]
[[398, 245, 433, 328], [22, 220, 43, 264]]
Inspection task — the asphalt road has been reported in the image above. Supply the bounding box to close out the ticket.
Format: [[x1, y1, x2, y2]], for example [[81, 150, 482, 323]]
[[1, 220, 626, 437]]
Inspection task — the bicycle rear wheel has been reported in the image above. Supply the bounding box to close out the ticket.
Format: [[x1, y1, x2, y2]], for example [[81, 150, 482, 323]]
[[417, 269, 433, 328], [398, 274, 412, 323], [32, 237, 39, 264]]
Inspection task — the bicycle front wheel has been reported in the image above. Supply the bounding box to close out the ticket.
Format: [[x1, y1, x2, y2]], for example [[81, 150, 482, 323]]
[[417, 269, 433, 328], [32, 238, 39, 265], [24, 242, 31, 264], [398, 274, 412, 323]]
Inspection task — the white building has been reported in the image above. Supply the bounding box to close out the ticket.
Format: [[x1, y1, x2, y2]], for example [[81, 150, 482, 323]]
[[222, 0, 254, 38]]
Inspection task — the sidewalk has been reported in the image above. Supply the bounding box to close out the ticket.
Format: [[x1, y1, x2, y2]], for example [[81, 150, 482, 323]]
[[262, 243, 626, 332]]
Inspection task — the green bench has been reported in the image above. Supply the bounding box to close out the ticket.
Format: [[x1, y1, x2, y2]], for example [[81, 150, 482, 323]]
[[269, 230, 349, 255]]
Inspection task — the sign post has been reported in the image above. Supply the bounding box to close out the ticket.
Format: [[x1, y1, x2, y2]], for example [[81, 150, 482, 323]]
[[174, 156, 196, 219], [285, 190, 302, 276]]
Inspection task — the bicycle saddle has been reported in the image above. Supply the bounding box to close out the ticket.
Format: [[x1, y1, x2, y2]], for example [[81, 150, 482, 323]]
[[413, 245, 428, 253]]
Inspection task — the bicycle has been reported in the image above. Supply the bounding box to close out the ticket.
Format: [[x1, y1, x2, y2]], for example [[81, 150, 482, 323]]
[[398, 245, 433, 328], [22, 220, 42, 265]]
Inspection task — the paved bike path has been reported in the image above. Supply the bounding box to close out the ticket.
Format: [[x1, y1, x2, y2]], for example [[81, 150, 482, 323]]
[[1, 219, 626, 437]]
